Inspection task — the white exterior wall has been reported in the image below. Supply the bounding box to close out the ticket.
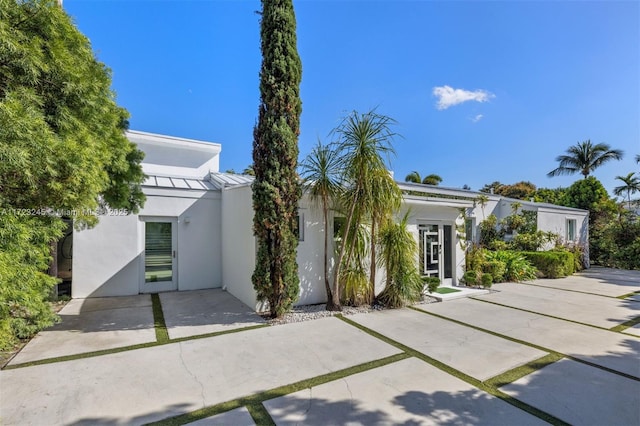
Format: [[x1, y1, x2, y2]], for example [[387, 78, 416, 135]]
[[141, 189, 222, 291], [73, 214, 141, 297], [221, 185, 259, 310], [537, 208, 588, 247], [73, 188, 222, 298], [296, 196, 330, 305]]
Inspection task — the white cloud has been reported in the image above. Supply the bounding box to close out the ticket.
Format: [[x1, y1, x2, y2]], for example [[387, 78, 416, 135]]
[[471, 114, 484, 123], [433, 85, 495, 110]]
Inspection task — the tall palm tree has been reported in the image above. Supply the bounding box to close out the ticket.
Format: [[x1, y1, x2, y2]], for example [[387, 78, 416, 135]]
[[299, 141, 343, 310], [613, 172, 640, 209], [404, 171, 442, 185], [547, 140, 624, 178], [332, 110, 398, 307]]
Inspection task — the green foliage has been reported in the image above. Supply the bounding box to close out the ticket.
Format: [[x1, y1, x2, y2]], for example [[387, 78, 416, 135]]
[[251, 0, 302, 317], [590, 211, 640, 269], [520, 210, 538, 234], [485, 251, 537, 282], [462, 270, 478, 286], [532, 187, 567, 205], [0, 215, 65, 349], [479, 214, 502, 247], [511, 231, 557, 251], [563, 176, 609, 213], [0, 0, 145, 220], [421, 276, 441, 294], [331, 110, 401, 308], [479, 181, 536, 200], [520, 251, 574, 278], [377, 213, 423, 308], [0, 0, 145, 348], [547, 140, 624, 178], [481, 273, 493, 288], [613, 172, 640, 209], [482, 260, 506, 283], [339, 222, 371, 306]]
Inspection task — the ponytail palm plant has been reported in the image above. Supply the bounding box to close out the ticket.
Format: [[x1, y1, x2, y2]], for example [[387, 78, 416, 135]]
[[377, 211, 423, 308], [331, 109, 399, 306], [300, 141, 343, 310]]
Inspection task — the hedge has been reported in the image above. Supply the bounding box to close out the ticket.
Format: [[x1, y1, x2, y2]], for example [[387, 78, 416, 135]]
[[520, 251, 575, 278]]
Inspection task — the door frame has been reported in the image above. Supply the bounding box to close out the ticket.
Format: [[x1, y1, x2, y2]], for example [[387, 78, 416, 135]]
[[139, 217, 178, 293], [418, 221, 454, 286]]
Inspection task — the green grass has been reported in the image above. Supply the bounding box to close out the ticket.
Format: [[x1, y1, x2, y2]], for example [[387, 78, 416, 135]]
[[151, 294, 170, 343], [617, 290, 640, 300], [610, 316, 640, 333], [433, 287, 461, 294]]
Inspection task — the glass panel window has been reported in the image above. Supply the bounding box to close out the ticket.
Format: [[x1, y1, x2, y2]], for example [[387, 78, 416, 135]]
[[566, 219, 576, 242], [145, 222, 173, 282], [464, 218, 475, 244], [293, 213, 304, 241]]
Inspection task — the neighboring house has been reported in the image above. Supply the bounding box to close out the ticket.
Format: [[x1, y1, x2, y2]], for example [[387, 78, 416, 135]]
[[71, 131, 589, 310]]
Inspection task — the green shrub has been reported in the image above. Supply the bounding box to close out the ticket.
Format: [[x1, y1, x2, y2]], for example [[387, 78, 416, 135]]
[[511, 231, 557, 251], [482, 260, 506, 283], [378, 214, 424, 308], [479, 214, 503, 247], [422, 276, 441, 294], [485, 251, 537, 282], [487, 240, 510, 251], [481, 273, 493, 288], [463, 270, 478, 286], [465, 245, 486, 272], [521, 251, 574, 278]]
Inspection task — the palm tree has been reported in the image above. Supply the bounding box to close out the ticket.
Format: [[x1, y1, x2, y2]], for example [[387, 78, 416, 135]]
[[547, 140, 624, 178], [332, 110, 398, 307], [405, 171, 421, 183], [299, 141, 343, 310], [422, 174, 443, 185], [613, 172, 640, 210], [404, 171, 442, 185], [476, 194, 489, 220]]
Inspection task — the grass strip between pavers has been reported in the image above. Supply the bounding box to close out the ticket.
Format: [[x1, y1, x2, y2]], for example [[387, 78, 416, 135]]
[[610, 315, 640, 333], [3, 324, 269, 370], [144, 352, 411, 426], [409, 305, 640, 383], [151, 294, 170, 343], [336, 315, 569, 426], [484, 353, 565, 388], [617, 290, 640, 300]]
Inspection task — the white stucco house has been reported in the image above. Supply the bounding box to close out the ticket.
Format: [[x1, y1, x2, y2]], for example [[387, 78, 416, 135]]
[[70, 131, 589, 310]]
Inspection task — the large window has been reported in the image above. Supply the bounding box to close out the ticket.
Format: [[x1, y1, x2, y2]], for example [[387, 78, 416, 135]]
[[566, 219, 576, 242]]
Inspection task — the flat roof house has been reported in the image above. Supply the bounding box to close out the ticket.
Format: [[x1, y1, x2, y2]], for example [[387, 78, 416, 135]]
[[71, 131, 589, 310]]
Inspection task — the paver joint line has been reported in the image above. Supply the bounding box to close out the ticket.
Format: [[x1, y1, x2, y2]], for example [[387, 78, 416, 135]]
[[335, 314, 569, 426], [468, 296, 619, 332], [145, 352, 411, 426], [409, 305, 640, 383]]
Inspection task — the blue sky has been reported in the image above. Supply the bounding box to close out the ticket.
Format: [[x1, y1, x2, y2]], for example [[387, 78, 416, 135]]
[[64, 0, 639, 196]]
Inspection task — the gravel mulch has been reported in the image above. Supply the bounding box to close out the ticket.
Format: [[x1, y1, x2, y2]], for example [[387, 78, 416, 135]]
[[262, 294, 439, 325]]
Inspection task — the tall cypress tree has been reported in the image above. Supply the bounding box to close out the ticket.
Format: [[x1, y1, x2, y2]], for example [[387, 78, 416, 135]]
[[252, 0, 302, 318]]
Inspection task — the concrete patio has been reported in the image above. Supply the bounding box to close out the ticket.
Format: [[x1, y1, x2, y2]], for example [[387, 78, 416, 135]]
[[1, 267, 638, 425]]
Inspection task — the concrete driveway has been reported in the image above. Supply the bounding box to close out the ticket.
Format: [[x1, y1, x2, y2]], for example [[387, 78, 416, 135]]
[[1, 268, 638, 425]]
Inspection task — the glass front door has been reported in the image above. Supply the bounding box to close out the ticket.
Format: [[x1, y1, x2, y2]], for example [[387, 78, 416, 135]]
[[141, 220, 177, 293], [419, 223, 453, 285]]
